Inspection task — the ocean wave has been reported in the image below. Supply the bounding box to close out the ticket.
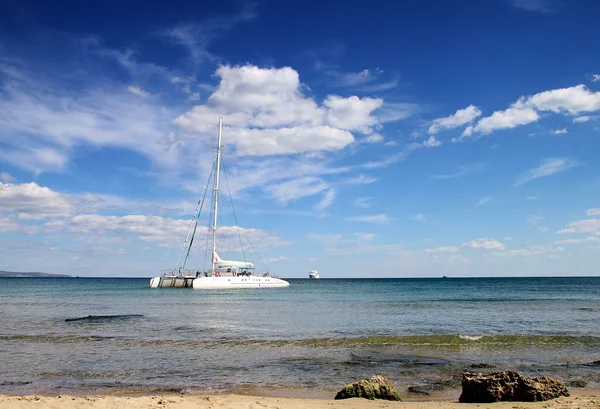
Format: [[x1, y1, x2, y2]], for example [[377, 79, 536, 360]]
[[458, 335, 484, 341], [2, 333, 599, 348]]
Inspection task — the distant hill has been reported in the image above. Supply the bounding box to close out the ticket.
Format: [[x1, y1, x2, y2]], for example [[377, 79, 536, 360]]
[[0, 270, 71, 278]]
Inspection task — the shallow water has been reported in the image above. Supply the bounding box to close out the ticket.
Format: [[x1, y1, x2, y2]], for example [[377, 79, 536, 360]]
[[0, 277, 598, 396]]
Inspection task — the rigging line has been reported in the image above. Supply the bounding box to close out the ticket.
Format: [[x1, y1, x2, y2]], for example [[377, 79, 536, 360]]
[[221, 158, 247, 262], [182, 159, 215, 271], [241, 229, 269, 272]]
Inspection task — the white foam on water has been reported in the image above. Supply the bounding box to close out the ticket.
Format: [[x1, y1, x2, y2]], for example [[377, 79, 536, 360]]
[[459, 335, 484, 341]]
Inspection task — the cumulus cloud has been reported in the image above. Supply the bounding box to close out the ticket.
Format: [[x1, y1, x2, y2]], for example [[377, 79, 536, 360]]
[[423, 136, 442, 148], [455, 84, 600, 140], [552, 128, 567, 134], [462, 238, 505, 250], [524, 85, 600, 114], [173, 65, 392, 157], [0, 179, 290, 255], [473, 106, 540, 135], [514, 157, 578, 186], [428, 105, 482, 134], [0, 181, 74, 220]]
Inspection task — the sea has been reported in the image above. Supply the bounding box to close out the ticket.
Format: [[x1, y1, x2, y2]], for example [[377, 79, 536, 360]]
[[0, 277, 598, 398]]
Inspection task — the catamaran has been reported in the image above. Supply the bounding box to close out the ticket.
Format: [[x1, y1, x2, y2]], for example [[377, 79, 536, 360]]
[[150, 117, 289, 289]]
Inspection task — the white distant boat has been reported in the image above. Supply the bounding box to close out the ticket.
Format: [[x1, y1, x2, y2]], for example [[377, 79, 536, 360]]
[[150, 118, 290, 289], [309, 269, 320, 279]]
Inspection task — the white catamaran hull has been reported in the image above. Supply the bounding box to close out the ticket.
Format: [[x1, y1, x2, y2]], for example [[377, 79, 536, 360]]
[[149, 276, 195, 288], [193, 276, 289, 289]]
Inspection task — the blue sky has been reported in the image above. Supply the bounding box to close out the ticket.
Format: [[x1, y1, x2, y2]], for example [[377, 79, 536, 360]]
[[1, 0, 599, 278]]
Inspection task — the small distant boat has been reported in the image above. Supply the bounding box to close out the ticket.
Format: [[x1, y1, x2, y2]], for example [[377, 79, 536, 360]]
[[309, 270, 320, 279], [442, 276, 448, 279]]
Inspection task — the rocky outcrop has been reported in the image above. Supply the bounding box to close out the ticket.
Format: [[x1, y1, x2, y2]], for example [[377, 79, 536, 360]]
[[335, 375, 401, 401], [459, 371, 570, 403]]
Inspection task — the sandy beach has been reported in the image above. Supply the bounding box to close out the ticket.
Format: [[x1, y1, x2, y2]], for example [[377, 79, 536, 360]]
[[2, 391, 600, 409]]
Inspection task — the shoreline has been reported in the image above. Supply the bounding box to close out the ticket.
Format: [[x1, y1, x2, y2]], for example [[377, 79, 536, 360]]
[[2, 390, 600, 409]]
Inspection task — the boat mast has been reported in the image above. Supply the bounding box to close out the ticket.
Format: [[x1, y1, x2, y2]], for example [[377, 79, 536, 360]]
[[211, 117, 223, 275]]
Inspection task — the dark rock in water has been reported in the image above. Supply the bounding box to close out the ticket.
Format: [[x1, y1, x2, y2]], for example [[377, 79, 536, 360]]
[[65, 314, 143, 322], [407, 386, 430, 395], [568, 380, 587, 388], [470, 363, 495, 369], [459, 371, 569, 403], [335, 375, 401, 401]]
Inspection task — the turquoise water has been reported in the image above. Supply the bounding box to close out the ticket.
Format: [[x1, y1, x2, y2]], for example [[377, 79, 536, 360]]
[[0, 277, 599, 396]]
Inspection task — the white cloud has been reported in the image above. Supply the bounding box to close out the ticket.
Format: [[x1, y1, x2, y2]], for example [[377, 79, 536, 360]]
[[573, 116, 591, 123], [0, 181, 74, 220], [552, 128, 567, 134], [473, 106, 540, 135], [555, 237, 600, 244], [353, 197, 371, 208], [0, 172, 16, 183], [0, 66, 179, 174], [524, 84, 600, 115], [127, 86, 150, 98], [526, 196, 538, 200], [410, 213, 426, 221], [514, 157, 579, 186], [475, 196, 492, 207], [462, 238, 505, 250], [586, 208, 600, 216], [173, 65, 393, 157], [313, 188, 336, 212], [346, 174, 377, 185], [558, 219, 600, 235], [593, 74, 600, 82], [324, 95, 384, 131], [425, 246, 459, 253], [63, 214, 289, 250], [265, 177, 328, 203], [428, 105, 482, 134], [457, 84, 600, 139], [365, 133, 384, 143], [345, 214, 391, 223], [487, 245, 563, 258], [423, 136, 442, 148]]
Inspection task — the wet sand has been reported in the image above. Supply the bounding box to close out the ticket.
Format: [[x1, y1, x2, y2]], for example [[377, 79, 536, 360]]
[[2, 390, 599, 409]]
